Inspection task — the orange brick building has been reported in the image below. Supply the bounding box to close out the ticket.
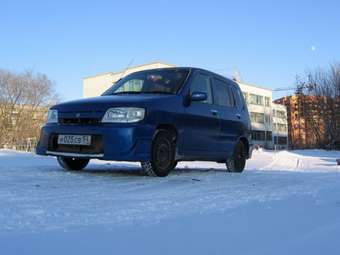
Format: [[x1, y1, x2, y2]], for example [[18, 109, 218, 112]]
[[274, 95, 329, 149]]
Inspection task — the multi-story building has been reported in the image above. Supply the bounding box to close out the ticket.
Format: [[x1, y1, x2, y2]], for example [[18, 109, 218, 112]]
[[83, 62, 175, 98], [83, 62, 288, 149], [274, 95, 330, 149], [237, 82, 288, 149], [272, 103, 288, 149], [238, 82, 273, 148]]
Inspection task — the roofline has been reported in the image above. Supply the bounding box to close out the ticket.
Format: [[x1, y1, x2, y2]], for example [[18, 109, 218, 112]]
[[237, 81, 273, 92], [83, 63, 275, 94], [83, 61, 176, 80]]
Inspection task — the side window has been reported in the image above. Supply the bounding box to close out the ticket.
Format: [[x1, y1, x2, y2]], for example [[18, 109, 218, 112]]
[[190, 73, 213, 104], [115, 79, 143, 93], [232, 86, 245, 110], [212, 78, 234, 107]]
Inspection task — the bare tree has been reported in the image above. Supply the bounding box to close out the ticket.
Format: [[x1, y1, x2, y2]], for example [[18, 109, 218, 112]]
[[296, 63, 340, 149], [0, 69, 59, 148]]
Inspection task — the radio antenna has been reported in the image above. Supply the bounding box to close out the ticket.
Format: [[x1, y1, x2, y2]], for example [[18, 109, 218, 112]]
[[118, 58, 135, 80]]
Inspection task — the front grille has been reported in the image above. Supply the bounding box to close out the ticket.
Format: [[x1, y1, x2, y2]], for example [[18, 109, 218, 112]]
[[60, 118, 101, 126], [48, 134, 103, 154]]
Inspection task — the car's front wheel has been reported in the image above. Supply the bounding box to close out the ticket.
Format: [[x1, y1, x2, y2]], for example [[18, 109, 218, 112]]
[[226, 141, 246, 173], [57, 157, 90, 171], [141, 129, 176, 177]]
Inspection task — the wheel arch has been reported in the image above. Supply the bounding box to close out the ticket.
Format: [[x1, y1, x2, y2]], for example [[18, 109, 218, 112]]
[[154, 124, 178, 141], [238, 136, 250, 158]]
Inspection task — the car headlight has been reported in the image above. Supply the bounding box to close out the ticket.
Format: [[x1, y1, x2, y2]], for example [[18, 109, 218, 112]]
[[102, 107, 145, 123], [47, 109, 58, 124]]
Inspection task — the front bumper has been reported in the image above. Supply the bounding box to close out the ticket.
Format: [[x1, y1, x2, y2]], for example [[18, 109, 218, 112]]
[[36, 123, 155, 161]]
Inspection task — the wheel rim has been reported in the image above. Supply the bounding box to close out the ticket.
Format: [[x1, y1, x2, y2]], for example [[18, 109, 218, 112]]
[[154, 138, 172, 170]]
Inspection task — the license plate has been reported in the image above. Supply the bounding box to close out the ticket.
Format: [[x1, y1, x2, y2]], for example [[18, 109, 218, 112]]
[[58, 135, 91, 146]]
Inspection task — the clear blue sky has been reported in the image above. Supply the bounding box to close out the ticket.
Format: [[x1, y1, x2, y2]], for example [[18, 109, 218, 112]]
[[1, 0, 339, 101]]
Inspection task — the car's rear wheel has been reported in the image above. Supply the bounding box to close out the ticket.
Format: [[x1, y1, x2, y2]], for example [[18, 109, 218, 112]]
[[141, 129, 176, 177], [57, 157, 90, 171], [226, 141, 246, 173]]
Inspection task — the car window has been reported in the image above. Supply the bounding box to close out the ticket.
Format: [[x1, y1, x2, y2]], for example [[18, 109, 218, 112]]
[[231, 85, 245, 110], [212, 78, 234, 107], [190, 73, 213, 104], [102, 69, 189, 95], [115, 79, 143, 93]]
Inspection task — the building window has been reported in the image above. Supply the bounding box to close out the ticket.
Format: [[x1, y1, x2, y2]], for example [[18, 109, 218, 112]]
[[265, 97, 271, 107], [250, 112, 265, 124], [266, 131, 272, 141], [276, 110, 286, 120], [278, 136, 288, 145], [251, 130, 266, 141], [265, 114, 271, 124], [277, 124, 287, 132], [249, 94, 263, 106], [274, 136, 288, 145]]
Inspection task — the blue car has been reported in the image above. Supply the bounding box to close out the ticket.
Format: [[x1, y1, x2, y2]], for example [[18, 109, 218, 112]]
[[36, 67, 253, 177]]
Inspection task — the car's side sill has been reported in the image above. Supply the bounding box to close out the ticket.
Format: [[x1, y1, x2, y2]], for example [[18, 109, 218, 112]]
[[46, 151, 104, 158]]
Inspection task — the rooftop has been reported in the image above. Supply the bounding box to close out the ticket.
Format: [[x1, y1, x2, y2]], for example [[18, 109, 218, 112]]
[[83, 61, 175, 80]]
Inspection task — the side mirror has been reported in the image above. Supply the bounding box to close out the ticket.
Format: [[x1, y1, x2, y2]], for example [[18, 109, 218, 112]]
[[191, 91, 207, 102]]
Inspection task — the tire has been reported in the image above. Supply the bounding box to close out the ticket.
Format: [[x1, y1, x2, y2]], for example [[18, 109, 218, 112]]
[[171, 161, 178, 170], [141, 130, 176, 177], [57, 157, 90, 171], [226, 141, 246, 173]]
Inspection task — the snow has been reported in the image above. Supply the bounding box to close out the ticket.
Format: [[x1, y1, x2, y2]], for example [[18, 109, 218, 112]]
[[0, 149, 340, 254]]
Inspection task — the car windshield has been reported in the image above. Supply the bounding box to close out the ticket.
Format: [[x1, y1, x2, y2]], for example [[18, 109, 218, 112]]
[[102, 69, 189, 96]]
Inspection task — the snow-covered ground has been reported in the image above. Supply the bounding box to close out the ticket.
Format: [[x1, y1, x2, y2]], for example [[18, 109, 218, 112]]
[[0, 149, 340, 254]]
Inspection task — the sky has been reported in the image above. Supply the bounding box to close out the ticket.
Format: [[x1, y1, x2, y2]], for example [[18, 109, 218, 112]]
[[1, 0, 339, 101]]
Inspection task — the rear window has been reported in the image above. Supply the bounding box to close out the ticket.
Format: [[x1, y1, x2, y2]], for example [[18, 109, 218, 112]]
[[212, 78, 234, 107]]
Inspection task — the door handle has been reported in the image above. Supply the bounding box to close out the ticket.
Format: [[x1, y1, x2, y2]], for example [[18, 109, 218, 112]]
[[236, 114, 241, 119], [210, 109, 218, 116]]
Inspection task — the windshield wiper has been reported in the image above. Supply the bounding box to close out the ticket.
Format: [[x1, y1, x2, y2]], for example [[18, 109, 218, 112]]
[[139, 91, 174, 95], [113, 91, 142, 95], [112, 91, 174, 95]]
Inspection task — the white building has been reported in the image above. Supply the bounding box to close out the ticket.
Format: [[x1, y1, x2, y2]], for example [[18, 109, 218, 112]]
[[83, 62, 288, 149], [83, 62, 175, 98], [238, 82, 288, 149], [272, 103, 289, 149]]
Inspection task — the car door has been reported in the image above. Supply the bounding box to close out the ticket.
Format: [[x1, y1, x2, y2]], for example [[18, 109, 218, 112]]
[[211, 78, 243, 156], [182, 72, 221, 157]]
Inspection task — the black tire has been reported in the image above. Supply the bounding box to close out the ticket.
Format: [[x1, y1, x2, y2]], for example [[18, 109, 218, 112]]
[[57, 157, 90, 171], [226, 141, 246, 173], [141, 130, 176, 177], [171, 161, 178, 170]]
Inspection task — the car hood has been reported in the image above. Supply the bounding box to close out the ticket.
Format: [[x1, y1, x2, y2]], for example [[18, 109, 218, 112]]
[[52, 94, 177, 113]]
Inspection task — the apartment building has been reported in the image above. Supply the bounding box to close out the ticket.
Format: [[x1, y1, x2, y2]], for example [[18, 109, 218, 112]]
[[274, 95, 337, 149], [83, 62, 289, 149]]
